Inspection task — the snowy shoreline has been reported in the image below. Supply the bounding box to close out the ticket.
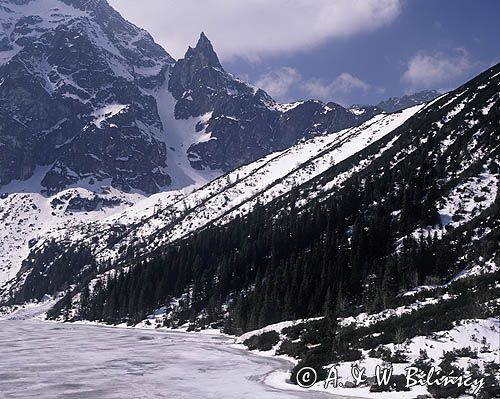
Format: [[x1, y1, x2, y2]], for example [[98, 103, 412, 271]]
[[0, 316, 361, 399], [0, 302, 365, 398], [2, 297, 498, 399]]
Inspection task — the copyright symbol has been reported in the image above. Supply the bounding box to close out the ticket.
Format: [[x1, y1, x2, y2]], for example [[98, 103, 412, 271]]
[[296, 367, 318, 388]]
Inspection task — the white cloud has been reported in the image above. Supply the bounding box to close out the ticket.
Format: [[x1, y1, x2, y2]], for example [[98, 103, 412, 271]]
[[254, 68, 372, 104], [109, 0, 403, 60], [303, 73, 371, 100], [254, 67, 302, 100], [403, 49, 472, 89]]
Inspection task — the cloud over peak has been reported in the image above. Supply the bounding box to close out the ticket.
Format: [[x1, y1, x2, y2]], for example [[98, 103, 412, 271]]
[[403, 48, 473, 89], [254, 67, 373, 105], [254, 67, 302, 100], [303, 73, 371, 100]]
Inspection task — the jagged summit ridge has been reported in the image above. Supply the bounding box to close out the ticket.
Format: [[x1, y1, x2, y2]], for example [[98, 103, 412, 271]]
[[168, 31, 235, 101], [188, 32, 222, 69], [167, 32, 379, 170], [377, 89, 441, 112]]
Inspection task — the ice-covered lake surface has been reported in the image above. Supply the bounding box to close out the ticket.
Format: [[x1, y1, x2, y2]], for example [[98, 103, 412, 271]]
[[0, 321, 351, 399]]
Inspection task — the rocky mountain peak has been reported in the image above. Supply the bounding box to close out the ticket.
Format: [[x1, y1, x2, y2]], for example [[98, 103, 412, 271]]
[[167, 32, 382, 170], [188, 32, 222, 69], [168, 32, 227, 100]]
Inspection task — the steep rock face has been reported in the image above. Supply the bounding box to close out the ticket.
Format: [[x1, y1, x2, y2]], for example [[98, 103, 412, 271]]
[[189, 99, 382, 171], [168, 33, 378, 172], [0, 0, 174, 193], [168, 32, 252, 119]]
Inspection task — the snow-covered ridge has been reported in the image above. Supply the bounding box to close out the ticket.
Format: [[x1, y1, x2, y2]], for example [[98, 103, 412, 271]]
[[0, 0, 87, 66], [218, 105, 425, 225], [26, 105, 425, 270], [0, 169, 145, 291]]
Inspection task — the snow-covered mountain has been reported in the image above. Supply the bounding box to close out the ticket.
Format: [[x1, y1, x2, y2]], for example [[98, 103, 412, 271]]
[[0, 0, 174, 193], [0, 0, 391, 294], [32, 105, 427, 272], [0, 0, 384, 196], [4, 62, 499, 306], [0, 105, 420, 301], [0, 0, 176, 293], [27, 63, 496, 399]]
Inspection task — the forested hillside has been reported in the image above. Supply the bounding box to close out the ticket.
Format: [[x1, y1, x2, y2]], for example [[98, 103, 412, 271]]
[[48, 64, 499, 330]]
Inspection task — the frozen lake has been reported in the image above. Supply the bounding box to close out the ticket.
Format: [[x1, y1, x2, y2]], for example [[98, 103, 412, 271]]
[[0, 321, 353, 399]]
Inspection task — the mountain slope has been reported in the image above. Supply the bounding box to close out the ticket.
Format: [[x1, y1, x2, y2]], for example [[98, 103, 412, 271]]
[[5, 62, 499, 307], [0, 0, 391, 294], [1, 103, 425, 303], [0, 0, 178, 292], [39, 63, 498, 398], [0, 0, 174, 193], [0, 171, 144, 287], [19, 62, 497, 320]]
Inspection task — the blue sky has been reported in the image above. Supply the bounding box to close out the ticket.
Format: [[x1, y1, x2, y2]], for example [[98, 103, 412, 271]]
[[110, 0, 500, 106]]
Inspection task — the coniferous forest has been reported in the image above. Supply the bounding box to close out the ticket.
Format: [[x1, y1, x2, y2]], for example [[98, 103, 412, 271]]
[[41, 66, 500, 335], [71, 162, 499, 332]]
